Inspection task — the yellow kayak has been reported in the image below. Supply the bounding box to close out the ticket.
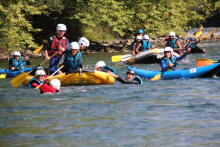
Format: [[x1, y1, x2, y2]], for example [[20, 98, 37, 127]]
[[22, 69, 115, 86]]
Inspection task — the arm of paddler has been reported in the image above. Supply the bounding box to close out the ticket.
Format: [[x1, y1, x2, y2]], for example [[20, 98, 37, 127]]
[[176, 48, 191, 61], [135, 42, 142, 54], [160, 59, 168, 72]]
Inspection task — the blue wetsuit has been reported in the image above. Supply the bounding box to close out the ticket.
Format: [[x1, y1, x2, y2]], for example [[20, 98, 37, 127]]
[[160, 52, 188, 71]]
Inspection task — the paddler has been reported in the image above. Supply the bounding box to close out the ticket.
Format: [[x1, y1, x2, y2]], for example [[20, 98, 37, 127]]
[[132, 35, 142, 55], [95, 61, 117, 75], [161, 47, 191, 72], [166, 32, 183, 55], [28, 69, 49, 88], [135, 35, 151, 54], [108, 70, 143, 84], [9, 51, 31, 70], [45, 24, 69, 75], [184, 38, 205, 54], [78, 37, 90, 51], [138, 29, 144, 37], [57, 42, 82, 74], [39, 79, 61, 94]]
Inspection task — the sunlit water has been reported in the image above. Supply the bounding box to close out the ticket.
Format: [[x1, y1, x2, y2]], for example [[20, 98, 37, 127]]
[[0, 40, 220, 146]]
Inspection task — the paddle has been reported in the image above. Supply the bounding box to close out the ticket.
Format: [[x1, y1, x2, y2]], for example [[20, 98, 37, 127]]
[[11, 49, 62, 87], [35, 65, 64, 89], [112, 54, 133, 62], [0, 45, 43, 79], [150, 67, 171, 81], [196, 59, 216, 67]]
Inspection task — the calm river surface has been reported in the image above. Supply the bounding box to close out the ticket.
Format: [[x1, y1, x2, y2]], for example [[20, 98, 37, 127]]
[[0, 40, 220, 146]]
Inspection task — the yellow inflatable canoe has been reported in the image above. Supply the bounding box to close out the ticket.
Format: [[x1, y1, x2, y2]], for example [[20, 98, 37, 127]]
[[22, 69, 115, 86]]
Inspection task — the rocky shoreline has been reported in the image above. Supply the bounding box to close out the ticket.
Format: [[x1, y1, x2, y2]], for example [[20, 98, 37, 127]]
[[0, 32, 219, 60]]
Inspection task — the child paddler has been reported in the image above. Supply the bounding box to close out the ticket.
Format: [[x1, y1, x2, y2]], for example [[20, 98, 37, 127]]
[[109, 70, 143, 84], [161, 47, 191, 72], [28, 69, 49, 88], [166, 32, 183, 55], [184, 38, 205, 54], [9, 51, 31, 70], [135, 35, 151, 54], [45, 24, 69, 75]]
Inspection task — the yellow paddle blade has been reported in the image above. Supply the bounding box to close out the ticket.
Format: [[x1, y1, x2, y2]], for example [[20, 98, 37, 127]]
[[0, 74, 6, 78], [197, 25, 203, 33], [195, 31, 202, 37], [151, 74, 162, 81], [196, 58, 215, 67], [112, 55, 122, 62], [33, 45, 43, 54], [200, 28, 216, 41], [11, 72, 29, 87]]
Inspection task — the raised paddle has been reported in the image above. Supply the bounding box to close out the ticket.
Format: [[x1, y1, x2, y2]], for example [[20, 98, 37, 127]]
[[112, 54, 133, 62], [11, 49, 62, 87], [0, 45, 43, 78], [35, 65, 64, 89], [196, 59, 216, 67]]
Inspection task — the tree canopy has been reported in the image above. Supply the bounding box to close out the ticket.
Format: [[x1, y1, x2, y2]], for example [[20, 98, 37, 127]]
[[0, 0, 220, 52]]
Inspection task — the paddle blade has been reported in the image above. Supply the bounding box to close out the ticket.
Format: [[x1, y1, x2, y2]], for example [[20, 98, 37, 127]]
[[200, 28, 216, 41], [112, 56, 122, 62], [151, 74, 162, 81], [0, 74, 6, 78], [196, 58, 215, 67], [33, 45, 43, 54], [195, 31, 202, 37], [197, 25, 203, 33], [35, 84, 42, 89], [11, 72, 29, 87]]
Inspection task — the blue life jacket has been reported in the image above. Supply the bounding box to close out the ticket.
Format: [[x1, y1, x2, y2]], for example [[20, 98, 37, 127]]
[[101, 66, 117, 75], [139, 40, 150, 52], [28, 77, 43, 88], [167, 38, 178, 49], [162, 56, 177, 69], [188, 41, 197, 48], [131, 75, 143, 84], [62, 49, 82, 72], [10, 57, 26, 70]]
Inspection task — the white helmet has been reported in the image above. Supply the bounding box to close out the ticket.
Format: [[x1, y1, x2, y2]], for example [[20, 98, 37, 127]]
[[50, 79, 61, 90], [164, 47, 173, 55], [35, 70, 46, 77], [56, 24, 67, 33], [136, 35, 142, 40], [169, 32, 175, 37], [95, 61, 106, 69], [78, 37, 90, 47], [13, 51, 21, 58], [69, 42, 80, 50], [143, 35, 149, 40]]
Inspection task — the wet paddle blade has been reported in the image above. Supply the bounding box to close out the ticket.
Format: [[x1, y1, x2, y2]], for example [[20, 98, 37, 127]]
[[195, 31, 202, 37], [200, 28, 216, 41], [196, 58, 215, 67], [11, 72, 29, 87], [197, 25, 203, 34], [33, 45, 43, 54], [0, 74, 6, 78], [151, 74, 162, 81], [112, 56, 122, 62]]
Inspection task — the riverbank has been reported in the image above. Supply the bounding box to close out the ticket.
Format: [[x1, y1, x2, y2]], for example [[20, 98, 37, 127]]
[[1, 32, 219, 60]]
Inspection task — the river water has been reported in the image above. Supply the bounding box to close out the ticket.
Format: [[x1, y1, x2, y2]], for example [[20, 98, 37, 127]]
[[1, 39, 220, 146]]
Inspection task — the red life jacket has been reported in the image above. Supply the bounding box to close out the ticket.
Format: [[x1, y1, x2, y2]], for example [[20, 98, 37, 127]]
[[39, 83, 60, 94], [48, 36, 66, 58]]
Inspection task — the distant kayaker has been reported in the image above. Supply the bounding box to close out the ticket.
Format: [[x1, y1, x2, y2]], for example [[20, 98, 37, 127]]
[[135, 35, 151, 54], [9, 51, 31, 70], [132, 35, 142, 55], [39, 79, 61, 94], [95, 61, 117, 75], [185, 38, 205, 54], [161, 47, 191, 72], [28, 69, 49, 88], [108, 70, 143, 84], [138, 29, 144, 37], [57, 42, 82, 74], [45, 24, 69, 75], [166, 32, 183, 55]]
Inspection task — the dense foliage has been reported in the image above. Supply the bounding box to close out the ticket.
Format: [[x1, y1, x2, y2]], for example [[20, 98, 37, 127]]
[[0, 0, 220, 52]]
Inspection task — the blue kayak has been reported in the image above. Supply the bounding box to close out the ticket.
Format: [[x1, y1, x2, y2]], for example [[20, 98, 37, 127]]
[[0, 68, 34, 78], [127, 63, 220, 79]]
